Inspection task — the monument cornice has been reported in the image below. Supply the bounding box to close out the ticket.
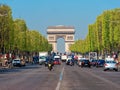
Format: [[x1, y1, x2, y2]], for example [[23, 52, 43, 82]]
[[47, 31, 75, 34]]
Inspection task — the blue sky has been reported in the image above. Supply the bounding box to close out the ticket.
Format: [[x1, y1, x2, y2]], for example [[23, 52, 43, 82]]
[[0, 0, 120, 52]]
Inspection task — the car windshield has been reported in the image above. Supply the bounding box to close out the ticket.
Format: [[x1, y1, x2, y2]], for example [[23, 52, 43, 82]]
[[14, 60, 20, 61], [54, 60, 59, 62], [12, 60, 20, 63]]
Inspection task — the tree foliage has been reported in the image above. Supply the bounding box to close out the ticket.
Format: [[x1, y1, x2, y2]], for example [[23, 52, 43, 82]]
[[0, 4, 52, 54], [70, 8, 120, 55]]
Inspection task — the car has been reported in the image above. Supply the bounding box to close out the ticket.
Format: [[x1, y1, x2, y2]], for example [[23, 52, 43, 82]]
[[12, 58, 25, 67], [53, 59, 61, 65], [53, 55, 61, 65], [39, 56, 47, 65], [104, 58, 118, 71], [96, 59, 105, 67], [66, 57, 74, 66], [81, 59, 91, 68], [90, 59, 98, 67], [61, 55, 67, 62]]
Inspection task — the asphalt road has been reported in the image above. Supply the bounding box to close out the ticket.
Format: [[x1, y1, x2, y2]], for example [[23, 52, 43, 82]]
[[60, 65, 120, 90], [0, 63, 120, 90]]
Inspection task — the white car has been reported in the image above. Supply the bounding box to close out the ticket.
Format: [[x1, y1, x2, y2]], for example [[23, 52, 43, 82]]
[[39, 56, 46, 65], [12, 58, 26, 67], [104, 58, 118, 71]]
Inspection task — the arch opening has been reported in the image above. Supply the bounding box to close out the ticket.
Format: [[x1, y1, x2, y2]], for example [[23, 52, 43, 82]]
[[57, 38, 65, 54]]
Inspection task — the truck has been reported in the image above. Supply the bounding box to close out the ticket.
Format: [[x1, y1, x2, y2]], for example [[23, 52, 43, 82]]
[[61, 55, 67, 62], [39, 52, 48, 65]]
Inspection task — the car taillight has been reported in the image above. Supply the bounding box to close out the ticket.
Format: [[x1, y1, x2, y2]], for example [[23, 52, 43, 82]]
[[104, 63, 107, 66]]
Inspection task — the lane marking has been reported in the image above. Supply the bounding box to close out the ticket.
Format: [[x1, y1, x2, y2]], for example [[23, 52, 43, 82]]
[[56, 67, 64, 90]]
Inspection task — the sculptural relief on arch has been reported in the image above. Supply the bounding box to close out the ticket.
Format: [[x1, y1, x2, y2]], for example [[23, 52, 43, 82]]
[[47, 25, 75, 53]]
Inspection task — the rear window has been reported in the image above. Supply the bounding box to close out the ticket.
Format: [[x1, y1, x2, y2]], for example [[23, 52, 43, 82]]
[[106, 61, 116, 63], [82, 60, 90, 63], [54, 58, 60, 61], [12, 59, 21, 63], [98, 60, 105, 62], [13, 60, 20, 61]]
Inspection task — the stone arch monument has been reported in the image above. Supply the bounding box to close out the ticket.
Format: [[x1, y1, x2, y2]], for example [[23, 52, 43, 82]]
[[47, 25, 75, 53]]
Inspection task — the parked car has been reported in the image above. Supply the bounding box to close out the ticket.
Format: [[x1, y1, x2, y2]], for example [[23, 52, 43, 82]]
[[96, 59, 105, 67], [12, 58, 25, 67], [104, 58, 118, 71], [91, 59, 98, 67]]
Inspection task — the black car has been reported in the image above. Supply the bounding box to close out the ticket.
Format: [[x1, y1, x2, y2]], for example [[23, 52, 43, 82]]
[[91, 59, 98, 67], [96, 59, 105, 67], [81, 59, 91, 68]]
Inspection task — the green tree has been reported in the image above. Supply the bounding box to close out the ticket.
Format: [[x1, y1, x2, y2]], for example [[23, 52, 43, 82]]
[[13, 19, 27, 53], [0, 4, 14, 53]]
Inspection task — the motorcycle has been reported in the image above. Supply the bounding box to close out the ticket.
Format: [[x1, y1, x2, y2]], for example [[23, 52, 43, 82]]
[[48, 63, 53, 71]]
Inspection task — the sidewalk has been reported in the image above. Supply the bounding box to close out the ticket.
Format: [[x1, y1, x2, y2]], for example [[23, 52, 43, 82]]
[[0, 62, 12, 70], [0, 65, 9, 69]]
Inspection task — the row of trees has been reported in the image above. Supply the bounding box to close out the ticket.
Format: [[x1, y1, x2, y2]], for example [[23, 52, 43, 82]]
[[70, 8, 120, 55], [0, 4, 52, 56]]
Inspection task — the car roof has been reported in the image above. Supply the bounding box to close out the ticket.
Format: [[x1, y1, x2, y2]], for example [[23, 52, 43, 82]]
[[105, 60, 116, 63], [54, 55, 60, 58]]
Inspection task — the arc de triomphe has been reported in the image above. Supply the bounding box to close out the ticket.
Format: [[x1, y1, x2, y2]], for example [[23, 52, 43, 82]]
[[47, 25, 75, 53]]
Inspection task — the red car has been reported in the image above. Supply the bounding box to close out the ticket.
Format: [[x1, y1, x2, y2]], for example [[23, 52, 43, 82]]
[[53, 59, 61, 65]]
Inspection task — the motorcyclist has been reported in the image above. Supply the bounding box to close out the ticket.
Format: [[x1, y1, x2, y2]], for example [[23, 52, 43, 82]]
[[47, 59, 54, 71]]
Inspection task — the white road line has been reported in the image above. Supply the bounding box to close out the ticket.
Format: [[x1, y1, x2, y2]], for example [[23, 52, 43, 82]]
[[55, 67, 64, 90]]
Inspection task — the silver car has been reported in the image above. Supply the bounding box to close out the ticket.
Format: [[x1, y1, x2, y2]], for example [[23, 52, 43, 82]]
[[104, 60, 118, 71]]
